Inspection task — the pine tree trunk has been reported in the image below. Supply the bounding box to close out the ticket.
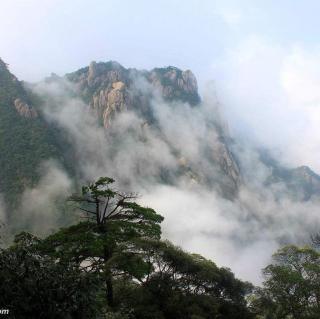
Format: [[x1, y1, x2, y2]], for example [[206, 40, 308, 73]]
[[106, 274, 114, 307], [103, 245, 114, 307]]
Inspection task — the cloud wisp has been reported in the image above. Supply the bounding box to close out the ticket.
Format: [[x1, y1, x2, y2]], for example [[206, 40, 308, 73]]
[[213, 36, 320, 173], [20, 75, 320, 285]]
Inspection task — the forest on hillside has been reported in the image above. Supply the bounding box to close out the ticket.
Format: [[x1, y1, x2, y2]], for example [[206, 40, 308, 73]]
[[1, 177, 319, 319]]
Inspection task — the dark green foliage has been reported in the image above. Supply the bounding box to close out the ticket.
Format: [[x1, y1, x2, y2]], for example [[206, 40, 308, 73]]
[[253, 245, 320, 319], [0, 59, 64, 211], [0, 232, 101, 319], [115, 239, 254, 319], [42, 177, 164, 306], [0, 177, 255, 318]]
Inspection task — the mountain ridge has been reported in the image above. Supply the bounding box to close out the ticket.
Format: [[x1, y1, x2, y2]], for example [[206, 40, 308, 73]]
[[0, 57, 320, 224], [42, 60, 242, 197]]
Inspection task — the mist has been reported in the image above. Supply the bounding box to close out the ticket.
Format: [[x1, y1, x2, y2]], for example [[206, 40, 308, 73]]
[[14, 74, 316, 285], [18, 161, 72, 236], [213, 36, 320, 173]]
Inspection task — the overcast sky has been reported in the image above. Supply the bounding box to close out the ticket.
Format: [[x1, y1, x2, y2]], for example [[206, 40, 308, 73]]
[[1, 0, 320, 171]]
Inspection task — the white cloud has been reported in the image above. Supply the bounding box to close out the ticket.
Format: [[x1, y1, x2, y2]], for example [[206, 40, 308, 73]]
[[29, 74, 320, 285], [18, 161, 72, 235], [213, 37, 320, 172], [281, 47, 320, 107], [141, 181, 320, 284]]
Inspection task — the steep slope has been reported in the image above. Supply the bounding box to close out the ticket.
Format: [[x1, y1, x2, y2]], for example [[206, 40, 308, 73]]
[[0, 58, 242, 219], [0, 59, 64, 208], [61, 61, 241, 196], [65, 61, 200, 127], [2, 58, 319, 210]]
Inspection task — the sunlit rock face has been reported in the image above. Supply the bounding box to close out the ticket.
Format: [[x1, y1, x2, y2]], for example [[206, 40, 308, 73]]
[[66, 61, 200, 127], [14, 98, 38, 118]]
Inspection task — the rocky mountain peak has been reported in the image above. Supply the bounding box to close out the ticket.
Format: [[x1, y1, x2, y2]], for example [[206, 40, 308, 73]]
[[40, 60, 240, 197], [292, 165, 320, 186], [86, 61, 125, 87], [59, 62, 202, 147], [66, 61, 200, 121], [148, 66, 199, 104]]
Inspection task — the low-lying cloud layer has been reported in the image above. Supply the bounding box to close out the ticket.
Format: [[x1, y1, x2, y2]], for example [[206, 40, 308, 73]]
[[13, 75, 320, 285], [18, 161, 72, 235], [142, 175, 320, 284]]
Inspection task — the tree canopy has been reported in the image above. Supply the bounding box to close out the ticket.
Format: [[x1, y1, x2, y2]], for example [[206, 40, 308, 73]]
[[0, 177, 255, 318], [252, 245, 320, 319]]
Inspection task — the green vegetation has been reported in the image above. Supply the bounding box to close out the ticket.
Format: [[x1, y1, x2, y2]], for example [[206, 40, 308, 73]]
[[252, 245, 320, 319], [0, 232, 100, 319], [0, 177, 254, 318], [0, 59, 64, 211], [1, 176, 320, 318]]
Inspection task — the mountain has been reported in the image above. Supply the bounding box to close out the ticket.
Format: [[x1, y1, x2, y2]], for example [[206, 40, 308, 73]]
[[0, 58, 240, 218], [66, 61, 201, 127], [1, 57, 320, 225], [289, 166, 320, 199], [260, 150, 320, 200], [44, 60, 241, 197]]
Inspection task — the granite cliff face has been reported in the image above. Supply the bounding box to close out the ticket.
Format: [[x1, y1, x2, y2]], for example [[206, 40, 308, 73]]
[[62, 61, 240, 196], [214, 138, 241, 193], [14, 98, 38, 118], [66, 61, 200, 127]]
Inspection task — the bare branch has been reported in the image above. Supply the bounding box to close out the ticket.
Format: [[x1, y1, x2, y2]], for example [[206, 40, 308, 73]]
[[78, 207, 96, 215]]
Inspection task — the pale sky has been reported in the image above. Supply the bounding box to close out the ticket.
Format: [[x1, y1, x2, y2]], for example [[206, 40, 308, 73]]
[[1, 0, 320, 171], [1, 0, 318, 83]]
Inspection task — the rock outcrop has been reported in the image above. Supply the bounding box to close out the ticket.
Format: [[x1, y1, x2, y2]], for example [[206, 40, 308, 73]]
[[213, 139, 241, 192], [260, 150, 320, 200], [91, 81, 130, 128], [14, 98, 38, 118], [66, 61, 200, 128], [148, 67, 199, 103]]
